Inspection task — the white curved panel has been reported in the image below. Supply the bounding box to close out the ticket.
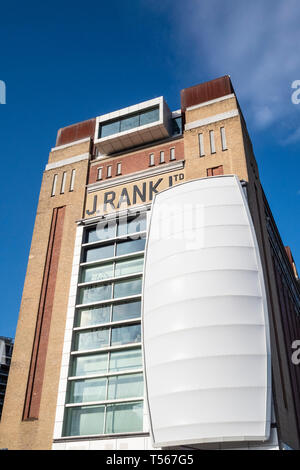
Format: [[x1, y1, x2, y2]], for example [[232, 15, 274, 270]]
[[142, 175, 271, 447]]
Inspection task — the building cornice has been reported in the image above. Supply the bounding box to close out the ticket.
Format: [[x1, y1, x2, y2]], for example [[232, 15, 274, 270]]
[[45, 153, 90, 171], [51, 137, 91, 152], [185, 109, 239, 131]]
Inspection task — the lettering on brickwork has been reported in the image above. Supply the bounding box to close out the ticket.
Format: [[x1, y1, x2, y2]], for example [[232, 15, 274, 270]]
[[86, 173, 184, 216]]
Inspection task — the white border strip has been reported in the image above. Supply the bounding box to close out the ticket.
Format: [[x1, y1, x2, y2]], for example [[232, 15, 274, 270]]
[[45, 153, 90, 171], [186, 93, 235, 112], [51, 137, 91, 152], [185, 109, 239, 131]]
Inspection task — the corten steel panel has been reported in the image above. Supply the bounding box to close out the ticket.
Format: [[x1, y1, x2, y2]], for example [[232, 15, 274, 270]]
[[181, 75, 234, 112], [56, 118, 96, 146], [142, 175, 271, 447]]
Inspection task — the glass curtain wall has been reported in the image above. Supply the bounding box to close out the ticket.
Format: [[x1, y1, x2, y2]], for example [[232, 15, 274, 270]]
[[99, 106, 159, 138], [63, 212, 147, 437]]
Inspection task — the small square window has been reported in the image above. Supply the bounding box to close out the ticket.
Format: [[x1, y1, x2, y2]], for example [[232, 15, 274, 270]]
[[170, 148, 175, 161], [97, 167, 103, 180], [116, 163, 122, 175], [149, 153, 155, 166]]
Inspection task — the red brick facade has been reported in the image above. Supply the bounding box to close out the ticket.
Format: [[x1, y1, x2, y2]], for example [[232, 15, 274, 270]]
[[88, 139, 184, 185]]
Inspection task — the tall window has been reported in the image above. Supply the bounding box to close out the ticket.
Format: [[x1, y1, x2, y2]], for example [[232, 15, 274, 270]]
[[69, 169, 76, 192], [60, 172, 67, 194], [51, 174, 58, 197], [159, 151, 165, 164], [198, 133, 205, 157], [116, 163, 122, 175], [149, 153, 154, 167], [170, 148, 175, 161], [97, 167, 103, 181], [62, 212, 147, 437], [209, 130, 216, 154], [172, 116, 182, 135], [220, 127, 227, 151], [107, 165, 112, 178]]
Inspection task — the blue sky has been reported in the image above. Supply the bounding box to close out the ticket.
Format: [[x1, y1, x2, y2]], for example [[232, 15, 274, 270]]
[[0, 0, 299, 338]]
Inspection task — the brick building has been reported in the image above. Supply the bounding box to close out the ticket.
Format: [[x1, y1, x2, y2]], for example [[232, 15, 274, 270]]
[[0, 76, 299, 450], [0, 337, 13, 421]]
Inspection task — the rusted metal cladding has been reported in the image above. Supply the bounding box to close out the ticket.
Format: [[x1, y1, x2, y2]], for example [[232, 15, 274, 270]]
[[56, 118, 96, 146], [181, 75, 234, 112]]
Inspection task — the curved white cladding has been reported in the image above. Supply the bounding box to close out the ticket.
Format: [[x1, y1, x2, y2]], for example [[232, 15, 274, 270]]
[[142, 175, 271, 447]]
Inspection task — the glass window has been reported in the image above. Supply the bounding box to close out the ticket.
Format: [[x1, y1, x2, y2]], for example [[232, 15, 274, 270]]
[[86, 221, 116, 244], [198, 133, 205, 157], [114, 278, 142, 299], [105, 401, 143, 434], [99, 106, 159, 139], [97, 167, 102, 180], [100, 120, 120, 138], [81, 262, 114, 283], [140, 107, 159, 126], [78, 283, 112, 305], [116, 238, 145, 256], [108, 373, 143, 400], [111, 324, 141, 346], [76, 305, 111, 327], [117, 214, 146, 237], [74, 328, 110, 351], [172, 116, 182, 135], [69, 169, 76, 191], [120, 114, 139, 132], [112, 300, 141, 322], [64, 405, 105, 436], [220, 127, 227, 150], [115, 257, 144, 277], [209, 130, 216, 154], [71, 353, 108, 377], [84, 244, 114, 263], [109, 348, 142, 373], [60, 171, 67, 194], [68, 377, 107, 403], [51, 174, 58, 197], [170, 147, 175, 160], [149, 153, 155, 166]]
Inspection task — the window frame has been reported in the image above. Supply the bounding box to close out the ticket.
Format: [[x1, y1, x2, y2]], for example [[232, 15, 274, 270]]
[[62, 213, 148, 438], [209, 130, 216, 154], [149, 153, 155, 167]]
